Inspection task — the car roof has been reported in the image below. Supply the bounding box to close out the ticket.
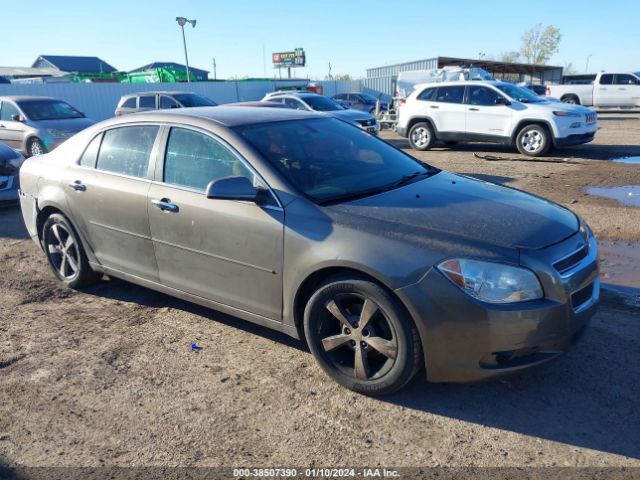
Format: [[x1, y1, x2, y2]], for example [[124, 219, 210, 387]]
[[108, 106, 323, 127], [414, 80, 503, 90], [120, 91, 199, 97], [0, 95, 60, 102], [266, 91, 319, 98]]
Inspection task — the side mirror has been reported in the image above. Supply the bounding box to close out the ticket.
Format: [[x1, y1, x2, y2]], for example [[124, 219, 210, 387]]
[[206, 176, 259, 202], [11, 114, 24, 122], [495, 97, 511, 106]]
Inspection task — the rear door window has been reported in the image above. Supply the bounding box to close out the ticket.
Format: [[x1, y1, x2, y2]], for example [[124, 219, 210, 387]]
[[599, 74, 614, 85], [96, 126, 159, 178], [434, 86, 465, 104], [417, 87, 436, 101], [79, 133, 103, 168], [139, 96, 156, 109], [615, 74, 639, 85], [160, 96, 180, 109], [121, 98, 136, 109]]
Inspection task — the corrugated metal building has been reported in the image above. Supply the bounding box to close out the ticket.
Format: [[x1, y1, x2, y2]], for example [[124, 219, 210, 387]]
[[364, 56, 564, 97]]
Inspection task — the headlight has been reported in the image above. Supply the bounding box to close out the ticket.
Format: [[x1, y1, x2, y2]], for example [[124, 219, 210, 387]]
[[437, 259, 543, 304], [553, 111, 580, 117]]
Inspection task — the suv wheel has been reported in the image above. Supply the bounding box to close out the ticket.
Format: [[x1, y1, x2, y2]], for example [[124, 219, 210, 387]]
[[516, 124, 551, 157], [304, 277, 422, 396], [562, 95, 580, 105], [42, 213, 100, 288], [28, 138, 46, 157], [408, 122, 435, 151]]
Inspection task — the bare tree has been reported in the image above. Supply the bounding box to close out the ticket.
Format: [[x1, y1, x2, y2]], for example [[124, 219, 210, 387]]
[[519, 24, 562, 64], [563, 62, 578, 75], [499, 51, 521, 63]]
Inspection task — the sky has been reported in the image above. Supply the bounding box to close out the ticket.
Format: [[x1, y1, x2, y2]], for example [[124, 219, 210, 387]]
[[3, 0, 639, 79]]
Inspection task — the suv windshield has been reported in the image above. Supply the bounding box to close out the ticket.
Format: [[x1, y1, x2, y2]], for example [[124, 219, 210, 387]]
[[494, 84, 544, 103], [302, 96, 344, 112], [18, 100, 84, 120], [173, 94, 217, 107], [236, 118, 436, 204]]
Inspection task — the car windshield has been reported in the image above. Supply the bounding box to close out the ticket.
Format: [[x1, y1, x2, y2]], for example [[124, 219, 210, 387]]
[[18, 100, 84, 120], [359, 93, 377, 102], [494, 83, 544, 103], [634, 72, 640, 79], [236, 118, 437, 204], [302, 96, 344, 112], [173, 94, 217, 107]]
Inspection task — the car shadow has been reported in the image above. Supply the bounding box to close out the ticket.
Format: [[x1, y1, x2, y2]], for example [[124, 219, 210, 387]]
[[0, 204, 30, 241], [382, 290, 640, 460], [83, 277, 308, 353]]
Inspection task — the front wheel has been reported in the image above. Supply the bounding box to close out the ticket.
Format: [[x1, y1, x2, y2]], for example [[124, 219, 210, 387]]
[[408, 122, 435, 151], [42, 213, 100, 288], [28, 138, 46, 157], [304, 277, 422, 396], [516, 124, 551, 157]]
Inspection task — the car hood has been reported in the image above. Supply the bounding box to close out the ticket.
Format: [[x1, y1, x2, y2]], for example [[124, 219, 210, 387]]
[[30, 117, 96, 132], [519, 100, 594, 115], [326, 109, 375, 123], [326, 171, 578, 251]]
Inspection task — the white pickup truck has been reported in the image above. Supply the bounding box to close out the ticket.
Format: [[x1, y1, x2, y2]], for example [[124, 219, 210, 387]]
[[546, 71, 640, 107]]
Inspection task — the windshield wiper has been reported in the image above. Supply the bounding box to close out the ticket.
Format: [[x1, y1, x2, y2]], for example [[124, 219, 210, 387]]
[[319, 170, 434, 206]]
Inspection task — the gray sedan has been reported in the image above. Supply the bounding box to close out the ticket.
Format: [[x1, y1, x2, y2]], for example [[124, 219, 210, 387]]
[[18, 107, 599, 395], [0, 96, 95, 157]]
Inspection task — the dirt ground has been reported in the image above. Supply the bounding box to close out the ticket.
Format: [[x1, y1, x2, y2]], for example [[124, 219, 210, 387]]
[[0, 113, 639, 473]]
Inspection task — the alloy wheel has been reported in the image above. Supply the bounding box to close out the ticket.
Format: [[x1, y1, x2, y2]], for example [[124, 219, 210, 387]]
[[320, 293, 397, 381], [45, 223, 80, 280], [410, 127, 430, 148], [520, 129, 545, 154]]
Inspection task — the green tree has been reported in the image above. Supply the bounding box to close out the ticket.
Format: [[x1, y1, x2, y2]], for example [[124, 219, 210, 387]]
[[519, 24, 562, 64]]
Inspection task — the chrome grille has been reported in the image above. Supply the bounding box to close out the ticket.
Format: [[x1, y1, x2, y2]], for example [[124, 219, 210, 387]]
[[585, 113, 597, 124]]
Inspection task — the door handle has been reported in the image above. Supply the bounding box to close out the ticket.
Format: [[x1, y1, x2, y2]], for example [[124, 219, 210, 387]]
[[68, 181, 86, 192], [468, 108, 479, 111], [619, 88, 627, 91], [151, 198, 179, 213], [430, 105, 440, 109]]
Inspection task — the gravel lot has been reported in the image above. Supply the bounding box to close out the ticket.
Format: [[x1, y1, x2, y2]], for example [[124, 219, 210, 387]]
[[1, 113, 639, 473]]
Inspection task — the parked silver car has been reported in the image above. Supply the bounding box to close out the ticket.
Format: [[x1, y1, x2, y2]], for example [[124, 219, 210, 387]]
[[19, 107, 598, 395], [114, 91, 218, 116], [261, 92, 378, 134], [0, 96, 96, 157]]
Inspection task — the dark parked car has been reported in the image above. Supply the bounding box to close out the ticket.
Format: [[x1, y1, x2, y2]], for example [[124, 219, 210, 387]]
[[114, 91, 218, 116], [333, 92, 388, 113], [19, 107, 599, 395], [0, 143, 24, 202]]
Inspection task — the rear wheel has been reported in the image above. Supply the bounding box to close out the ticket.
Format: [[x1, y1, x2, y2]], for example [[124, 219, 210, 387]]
[[408, 122, 435, 151], [42, 213, 100, 288], [562, 95, 580, 105], [304, 277, 422, 396], [28, 138, 46, 157], [516, 124, 551, 157]]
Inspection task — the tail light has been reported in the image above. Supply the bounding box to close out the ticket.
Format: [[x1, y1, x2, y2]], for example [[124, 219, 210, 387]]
[[398, 98, 406, 106], [545, 86, 551, 96]]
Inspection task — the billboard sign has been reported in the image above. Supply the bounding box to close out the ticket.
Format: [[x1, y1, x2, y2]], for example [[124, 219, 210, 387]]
[[272, 48, 306, 68]]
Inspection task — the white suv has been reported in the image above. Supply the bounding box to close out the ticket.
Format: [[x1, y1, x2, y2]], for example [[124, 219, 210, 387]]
[[396, 81, 598, 156]]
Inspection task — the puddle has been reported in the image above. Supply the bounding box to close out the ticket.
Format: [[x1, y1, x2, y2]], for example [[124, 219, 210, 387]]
[[611, 156, 640, 164], [585, 185, 640, 207], [599, 241, 640, 306]]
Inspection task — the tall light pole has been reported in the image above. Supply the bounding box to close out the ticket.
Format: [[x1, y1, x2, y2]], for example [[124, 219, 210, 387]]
[[176, 16, 196, 82], [585, 54, 593, 73]]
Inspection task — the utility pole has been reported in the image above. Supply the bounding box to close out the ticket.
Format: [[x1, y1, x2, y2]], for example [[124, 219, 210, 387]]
[[585, 54, 593, 73], [212, 57, 217, 80]]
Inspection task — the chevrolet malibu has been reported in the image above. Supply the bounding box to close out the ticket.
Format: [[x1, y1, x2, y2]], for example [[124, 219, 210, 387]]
[[18, 107, 599, 395]]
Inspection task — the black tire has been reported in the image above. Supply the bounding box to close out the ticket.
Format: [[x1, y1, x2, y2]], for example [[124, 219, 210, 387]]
[[561, 95, 580, 105], [42, 213, 100, 288], [304, 276, 422, 396], [27, 138, 46, 157], [408, 122, 435, 151], [515, 124, 551, 157]]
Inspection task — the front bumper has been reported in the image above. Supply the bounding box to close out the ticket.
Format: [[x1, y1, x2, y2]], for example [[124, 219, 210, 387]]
[[397, 232, 599, 383], [554, 131, 596, 147], [396, 126, 408, 137]]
